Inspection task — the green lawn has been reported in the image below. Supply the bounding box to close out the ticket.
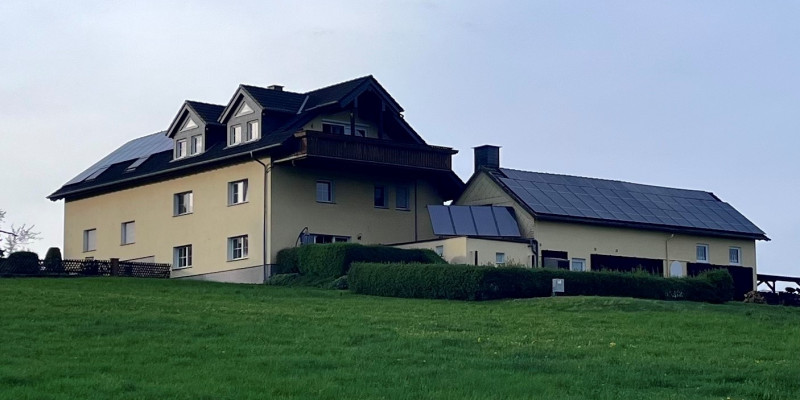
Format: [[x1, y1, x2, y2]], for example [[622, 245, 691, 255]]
[[1, 278, 798, 400]]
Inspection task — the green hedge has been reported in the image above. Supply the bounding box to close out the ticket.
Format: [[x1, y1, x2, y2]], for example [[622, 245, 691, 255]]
[[349, 263, 734, 303], [275, 243, 446, 278], [0, 251, 40, 275]]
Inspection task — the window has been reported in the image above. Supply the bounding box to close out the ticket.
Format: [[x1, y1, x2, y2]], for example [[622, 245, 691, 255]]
[[190, 135, 203, 155], [696, 244, 709, 263], [542, 250, 569, 269], [246, 120, 260, 141], [121, 221, 135, 245], [374, 185, 387, 208], [83, 229, 96, 252], [496, 252, 506, 266], [435, 245, 444, 257], [303, 234, 349, 244], [396, 186, 410, 210], [729, 247, 741, 265], [228, 180, 248, 205], [316, 181, 333, 203], [175, 139, 187, 159], [228, 235, 249, 260], [229, 125, 242, 146], [174, 191, 193, 216], [322, 123, 345, 135], [571, 258, 586, 272], [173, 245, 192, 269]]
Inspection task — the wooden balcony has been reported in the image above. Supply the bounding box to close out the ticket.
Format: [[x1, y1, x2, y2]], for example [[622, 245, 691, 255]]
[[276, 130, 456, 171]]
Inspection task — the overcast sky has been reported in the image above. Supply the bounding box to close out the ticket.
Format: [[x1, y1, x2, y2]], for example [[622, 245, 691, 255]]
[[1, 1, 797, 279]]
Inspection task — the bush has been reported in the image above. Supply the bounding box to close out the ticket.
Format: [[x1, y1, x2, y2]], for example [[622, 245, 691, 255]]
[[328, 275, 349, 290], [1, 251, 40, 275], [349, 263, 735, 303], [43, 247, 63, 273], [275, 244, 446, 278], [267, 273, 302, 286]]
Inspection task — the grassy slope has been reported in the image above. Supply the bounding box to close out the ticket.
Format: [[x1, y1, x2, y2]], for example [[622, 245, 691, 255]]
[[1, 278, 798, 400]]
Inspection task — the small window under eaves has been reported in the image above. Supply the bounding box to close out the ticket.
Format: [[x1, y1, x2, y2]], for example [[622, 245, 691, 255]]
[[235, 102, 254, 117], [180, 117, 198, 132], [84, 165, 110, 181]]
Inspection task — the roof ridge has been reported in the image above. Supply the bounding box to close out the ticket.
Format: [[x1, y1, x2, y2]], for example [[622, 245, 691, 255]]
[[499, 167, 712, 196], [302, 75, 373, 95], [185, 100, 225, 107], [239, 84, 304, 96]]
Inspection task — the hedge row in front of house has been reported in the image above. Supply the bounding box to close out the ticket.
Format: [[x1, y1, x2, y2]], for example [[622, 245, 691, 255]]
[[348, 263, 734, 303], [274, 243, 446, 278]]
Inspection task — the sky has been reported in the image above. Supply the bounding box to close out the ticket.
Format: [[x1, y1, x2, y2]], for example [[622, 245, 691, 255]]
[[1, 1, 797, 281]]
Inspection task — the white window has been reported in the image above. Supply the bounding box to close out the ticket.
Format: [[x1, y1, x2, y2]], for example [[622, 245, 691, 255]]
[[316, 181, 333, 203], [83, 229, 96, 252], [374, 185, 387, 208], [121, 221, 135, 245], [729, 247, 741, 265], [229, 125, 242, 146], [228, 235, 249, 260], [396, 186, 410, 210], [496, 252, 506, 266], [696, 244, 709, 263], [174, 191, 193, 216], [173, 245, 192, 269], [246, 120, 260, 141], [571, 258, 586, 272], [175, 139, 187, 159], [435, 245, 444, 257], [228, 180, 248, 205], [304, 233, 350, 244], [190, 135, 203, 155]]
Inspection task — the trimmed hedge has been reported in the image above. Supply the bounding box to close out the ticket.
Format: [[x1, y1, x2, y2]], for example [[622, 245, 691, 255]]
[[275, 243, 446, 278], [0, 251, 40, 275], [349, 263, 735, 303], [43, 247, 63, 273]]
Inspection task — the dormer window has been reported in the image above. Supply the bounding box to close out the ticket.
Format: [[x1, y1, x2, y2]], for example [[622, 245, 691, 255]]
[[229, 125, 242, 146], [246, 120, 260, 142], [190, 135, 203, 155], [175, 139, 188, 159]]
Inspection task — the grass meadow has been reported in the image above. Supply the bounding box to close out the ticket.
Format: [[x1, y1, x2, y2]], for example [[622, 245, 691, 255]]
[[1, 278, 798, 399]]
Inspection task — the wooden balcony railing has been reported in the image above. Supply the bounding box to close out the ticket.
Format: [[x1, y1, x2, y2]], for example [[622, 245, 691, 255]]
[[280, 130, 455, 171]]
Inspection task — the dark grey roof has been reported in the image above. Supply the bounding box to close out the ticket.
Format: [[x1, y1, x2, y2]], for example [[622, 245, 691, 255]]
[[185, 101, 225, 124], [428, 205, 522, 238], [239, 85, 306, 113], [490, 168, 767, 240], [63, 132, 173, 185]]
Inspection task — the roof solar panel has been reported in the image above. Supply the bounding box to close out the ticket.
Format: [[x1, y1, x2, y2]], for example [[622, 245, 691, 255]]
[[428, 205, 456, 236], [494, 208, 522, 237], [450, 206, 478, 236], [65, 132, 172, 185], [472, 207, 500, 236], [428, 206, 521, 238]]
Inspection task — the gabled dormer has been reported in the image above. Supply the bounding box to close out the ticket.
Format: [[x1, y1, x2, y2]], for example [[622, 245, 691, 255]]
[[166, 101, 225, 161], [218, 85, 303, 148]]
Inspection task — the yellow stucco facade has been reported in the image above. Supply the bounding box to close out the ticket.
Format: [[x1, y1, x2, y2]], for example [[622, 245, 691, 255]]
[[63, 157, 444, 281], [456, 172, 758, 278], [396, 237, 533, 267]]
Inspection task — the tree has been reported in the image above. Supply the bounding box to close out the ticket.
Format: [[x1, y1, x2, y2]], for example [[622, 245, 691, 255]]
[[0, 209, 42, 257]]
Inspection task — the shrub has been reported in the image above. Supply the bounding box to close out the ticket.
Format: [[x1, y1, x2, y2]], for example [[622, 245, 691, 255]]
[[743, 291, 766, 304], [276, 244, 446, 278], [328, 275, 349, 290], [43, 247, 63, 273], [349, 263, 735, 303], [267, 273, 302, 286], [1, 251, 40, 275]]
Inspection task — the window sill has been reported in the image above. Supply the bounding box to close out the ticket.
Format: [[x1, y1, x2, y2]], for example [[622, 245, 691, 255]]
[[374, 205, 389, 209], [696, 260, 709, 264], [228, 201, 249, 207], [227, 257, 249, 262], [395, 207, 411, 212], [121, 242, 135, 246], [83, 250, 96, 253], [172, 266, 192, 271], [174, 212, 194, 217], [316, 201, 336, 204]]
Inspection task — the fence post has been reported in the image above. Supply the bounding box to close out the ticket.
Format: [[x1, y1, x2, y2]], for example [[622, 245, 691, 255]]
[[110, 258, 120, 276]]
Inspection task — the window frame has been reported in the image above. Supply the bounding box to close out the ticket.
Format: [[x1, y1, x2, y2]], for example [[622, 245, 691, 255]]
[[396, 186, 410, 210], [374, 185, 388, 208], [190, 134, 203, 155], [121, 221, 135, 245], [173, 245, 192, 269], [729, 247, 742, 266], [228, 235, 249, 261], [696, 244, 709, 263], [316, 180, 334, 203], [229, 125, 243, 146], [228, 179, 249, 206], [495, 252, 506, 266], [174, 191, 194, 216], [83, 228, 97, 252], [571, 258, 586, 272], [246, 120, 260, 142], [175, 139, 188, 159], [435, 245, 444, 257]]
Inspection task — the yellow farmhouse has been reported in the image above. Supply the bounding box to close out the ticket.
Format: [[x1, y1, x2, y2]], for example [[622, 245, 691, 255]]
[[48, 76, 463, 283]]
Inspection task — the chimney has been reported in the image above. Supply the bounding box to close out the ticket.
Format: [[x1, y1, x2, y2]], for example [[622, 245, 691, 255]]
[[267, 85, 284, 91], [474, 145, 500, 172]]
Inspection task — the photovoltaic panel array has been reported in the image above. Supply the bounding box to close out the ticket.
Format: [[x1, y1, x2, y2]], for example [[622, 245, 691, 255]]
[[428, 205, 522, 238], [497, 168, 765, 238], [65, 131, 173, 185]]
